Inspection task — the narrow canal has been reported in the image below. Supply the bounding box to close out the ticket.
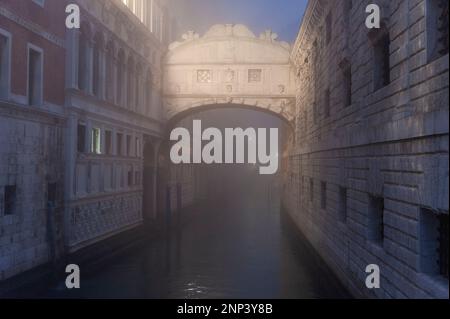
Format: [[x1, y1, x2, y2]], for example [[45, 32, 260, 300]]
[[9, 164, 350, 299]]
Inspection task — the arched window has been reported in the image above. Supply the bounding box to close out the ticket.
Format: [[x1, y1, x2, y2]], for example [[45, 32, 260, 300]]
[[78, 25, 90, 91], [135, 63, 142, 112], [145, 69, 153, 115], [116, 49, 125, 105], [105, 41, 115, 103], [127, 57, 135, 110], [92, 33, 103, 98]]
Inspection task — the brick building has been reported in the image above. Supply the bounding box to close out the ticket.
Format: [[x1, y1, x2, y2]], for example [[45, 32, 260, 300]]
[[285, 0, 449, 298], [0, 0, 198, 284], [0, 0, 67, 281]]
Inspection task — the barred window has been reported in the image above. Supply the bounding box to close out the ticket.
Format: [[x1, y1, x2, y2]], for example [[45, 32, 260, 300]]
[[368, 196, 384, 245], [439, 214, 449, 277], [369, 24, 391, 91], [4, 185, 17, 215], [420, 209, 449, 278], [427, 0, 449, 61]]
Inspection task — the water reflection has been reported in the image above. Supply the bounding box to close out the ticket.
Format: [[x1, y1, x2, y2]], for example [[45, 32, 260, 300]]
[[8, 164, 350, 299], [7, 106, 351, 299]]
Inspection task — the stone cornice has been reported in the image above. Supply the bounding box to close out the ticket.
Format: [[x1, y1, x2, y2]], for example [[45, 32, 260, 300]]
[[77, 0, 167, 67], [290, 0, 326, 68], [0, 6, 65, 48]]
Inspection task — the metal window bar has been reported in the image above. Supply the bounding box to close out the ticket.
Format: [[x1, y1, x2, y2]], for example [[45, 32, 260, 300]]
[[439, 214, 449, 278]]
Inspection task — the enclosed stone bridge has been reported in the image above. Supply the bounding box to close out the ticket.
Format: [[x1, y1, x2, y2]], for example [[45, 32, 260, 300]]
[[163, 24, 296, 125]]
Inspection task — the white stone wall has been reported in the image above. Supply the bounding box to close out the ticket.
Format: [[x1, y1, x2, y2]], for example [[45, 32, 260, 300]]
[[285, 0, 449, 298], [63, 0, 167, 253], [0, 105, 64, 280], [68, 192, 142, 251], [164, 24, 296, 122]]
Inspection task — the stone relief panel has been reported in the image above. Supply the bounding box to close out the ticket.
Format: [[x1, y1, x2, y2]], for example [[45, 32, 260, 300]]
[[69, 192, 143, 249]]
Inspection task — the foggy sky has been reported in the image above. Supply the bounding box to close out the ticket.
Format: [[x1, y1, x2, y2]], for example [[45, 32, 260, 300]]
[[171, 0, 308, 43]]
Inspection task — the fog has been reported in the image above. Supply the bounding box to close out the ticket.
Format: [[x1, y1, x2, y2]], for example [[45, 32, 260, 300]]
[[169, 0, 307, 42]]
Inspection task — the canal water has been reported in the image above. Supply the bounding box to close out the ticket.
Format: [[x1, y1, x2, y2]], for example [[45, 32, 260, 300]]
[[9, 165, 350, 299]]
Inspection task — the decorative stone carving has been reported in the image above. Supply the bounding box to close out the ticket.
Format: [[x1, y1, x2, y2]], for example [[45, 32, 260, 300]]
[[164, 24, 295, 123], [224, 69, 235, 82]]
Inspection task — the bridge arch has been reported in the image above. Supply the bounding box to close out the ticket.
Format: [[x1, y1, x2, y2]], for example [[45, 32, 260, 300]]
[[163, 24, 296, 125], [166, 102, 294, 130]]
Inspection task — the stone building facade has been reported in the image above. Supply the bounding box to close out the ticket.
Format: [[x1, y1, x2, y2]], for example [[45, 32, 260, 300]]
[[63, 0, 175, 252], [0, 0, 67, 281], [284, 0, 449, 298], [0, 0, 200, 284]]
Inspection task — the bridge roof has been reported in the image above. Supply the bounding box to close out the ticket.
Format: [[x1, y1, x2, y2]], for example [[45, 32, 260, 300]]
[[163, 24, 296, 125], [165, 24, 292, 65]]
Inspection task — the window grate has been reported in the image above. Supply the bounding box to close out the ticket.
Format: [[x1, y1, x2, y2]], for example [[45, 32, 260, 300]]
[[438, 0, 449, 56], [439, 214, 449, 278], [368, 196, 384, 244], [4, 185, 17, 215]]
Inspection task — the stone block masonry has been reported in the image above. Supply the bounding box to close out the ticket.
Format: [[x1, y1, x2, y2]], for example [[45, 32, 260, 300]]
[[0, 105, 65, 281], [285, 0, 449, 298]]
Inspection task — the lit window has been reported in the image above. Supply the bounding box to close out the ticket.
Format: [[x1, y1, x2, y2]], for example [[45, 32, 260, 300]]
[[91, 128, 101, 154]]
